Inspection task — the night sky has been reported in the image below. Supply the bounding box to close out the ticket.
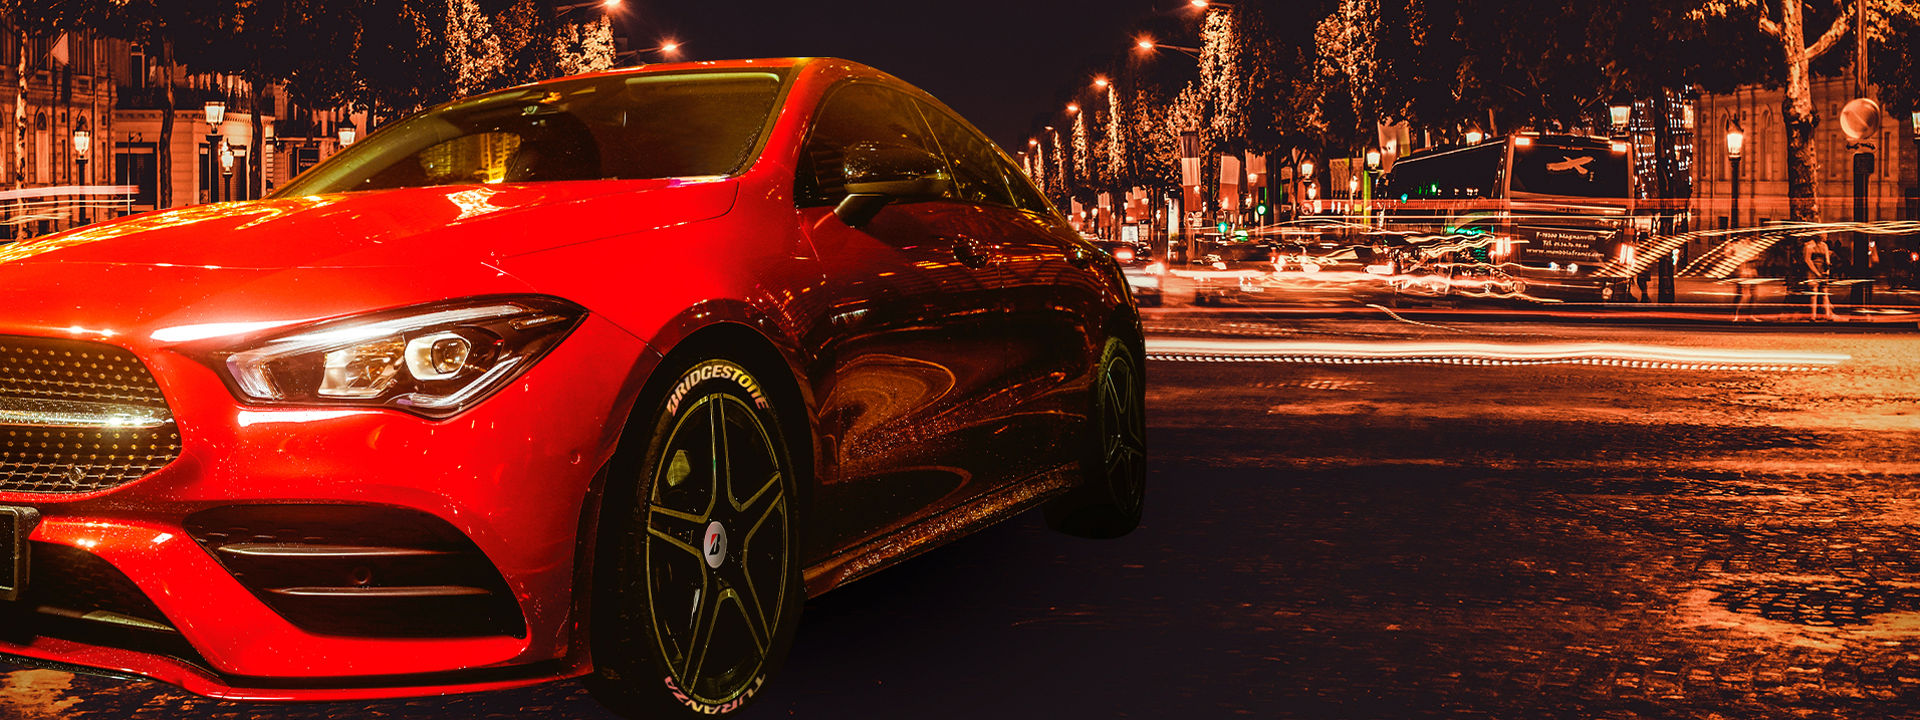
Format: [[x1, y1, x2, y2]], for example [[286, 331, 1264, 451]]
[[613, 0, 1166, 152]]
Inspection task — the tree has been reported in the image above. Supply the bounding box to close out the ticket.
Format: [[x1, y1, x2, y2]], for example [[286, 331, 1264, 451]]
[[552, 15, 615, 76], [446, 0, 505, 97]]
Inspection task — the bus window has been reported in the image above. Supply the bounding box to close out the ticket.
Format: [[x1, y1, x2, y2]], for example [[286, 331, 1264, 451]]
[[1382, 143, 1504, 201], [1510, 144, 1629, 199]]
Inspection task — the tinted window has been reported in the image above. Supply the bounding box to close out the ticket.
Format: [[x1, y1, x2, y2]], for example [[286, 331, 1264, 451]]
[[278, 70, 787, 196], [1384, 143, 1505, 200], [917, 102, 1016, 208], [1511, 144, 1630, 199], [797, 83, 942, 207]]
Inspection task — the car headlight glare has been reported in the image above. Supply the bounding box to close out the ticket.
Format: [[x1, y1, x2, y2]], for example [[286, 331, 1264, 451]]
[[211, 296, 586, 418]]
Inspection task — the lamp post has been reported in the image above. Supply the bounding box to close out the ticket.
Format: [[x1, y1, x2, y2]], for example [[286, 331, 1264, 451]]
[[1609, 103, 1632, 136], [1725, 123, 1744, 230], [220, 143, 235, 204], [204, 101, 225, 204], [72, 130, 90, 226], [1135, 38, 1202, 60], [338, 124, 357, 148], [1464, 129, 1484, 144], [1365, 149, 1382, 227]]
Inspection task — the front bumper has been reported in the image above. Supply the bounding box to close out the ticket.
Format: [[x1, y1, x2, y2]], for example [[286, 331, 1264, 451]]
[[0, 314, 655, 700]]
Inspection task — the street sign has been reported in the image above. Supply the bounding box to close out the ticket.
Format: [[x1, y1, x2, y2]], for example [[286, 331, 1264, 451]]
[[1841, 98, 1881, 142]]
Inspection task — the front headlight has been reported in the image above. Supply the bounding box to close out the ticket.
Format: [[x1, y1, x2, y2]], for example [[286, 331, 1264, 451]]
[[204, 295, 586, 419]]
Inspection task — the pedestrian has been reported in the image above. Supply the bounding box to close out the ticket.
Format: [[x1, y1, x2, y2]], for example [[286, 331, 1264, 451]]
[[1802, 234, 1837, 321], [1730, 235, 1761, 321]]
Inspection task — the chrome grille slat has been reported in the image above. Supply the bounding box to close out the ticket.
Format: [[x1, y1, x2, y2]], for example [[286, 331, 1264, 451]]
[[0, 336, 180, 494]]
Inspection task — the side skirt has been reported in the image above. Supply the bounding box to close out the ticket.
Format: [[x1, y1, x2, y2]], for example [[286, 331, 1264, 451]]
[[799, 463, 1078, 598]]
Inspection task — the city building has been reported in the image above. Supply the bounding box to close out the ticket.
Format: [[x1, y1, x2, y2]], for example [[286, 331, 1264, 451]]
[[1692, 77, 1917, 229], [2, 23, 121, 240]]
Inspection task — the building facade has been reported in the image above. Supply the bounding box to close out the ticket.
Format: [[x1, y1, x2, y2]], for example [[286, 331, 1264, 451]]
[[1692, 77, 1917, 229], [5, 21, 364, 238], [3, 23, 120, 239]]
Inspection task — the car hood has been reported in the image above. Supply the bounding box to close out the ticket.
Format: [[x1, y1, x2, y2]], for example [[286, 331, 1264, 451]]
[[0, 178, 737, 271]]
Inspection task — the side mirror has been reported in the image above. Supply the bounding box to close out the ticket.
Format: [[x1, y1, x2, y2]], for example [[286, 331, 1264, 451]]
[[834, 142, 951, 228]]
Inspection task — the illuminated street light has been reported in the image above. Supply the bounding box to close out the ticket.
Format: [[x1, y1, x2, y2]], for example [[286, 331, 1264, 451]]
[[1299, 161, 1313, 177], [1066, 103, 1080, 114], [1092, 77, 1109, 89], [1365, 149, 1381, 170], [1609, 103, 1631, 134], [1465, 129, 1484, 144], [1135, 37, 1202, 59], [338, 125, 358, 147], [1726, 121, 1745, 229], [204, 102, 225, 204], [72, 129, 90, 225]]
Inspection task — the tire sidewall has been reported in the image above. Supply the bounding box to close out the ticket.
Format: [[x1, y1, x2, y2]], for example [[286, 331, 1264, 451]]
[[591, 357, 803, 719]]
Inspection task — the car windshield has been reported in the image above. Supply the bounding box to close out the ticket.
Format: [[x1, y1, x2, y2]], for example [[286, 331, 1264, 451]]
[[275, 70, 789, 197]]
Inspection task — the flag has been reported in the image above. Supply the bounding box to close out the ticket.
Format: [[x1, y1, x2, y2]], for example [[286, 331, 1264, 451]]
[[49, 34, 69, 66]]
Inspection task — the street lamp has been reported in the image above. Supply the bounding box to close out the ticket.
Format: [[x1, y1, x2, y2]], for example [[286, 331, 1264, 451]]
[[204, 101, 225, 204], [1725, 122, 1745, 230], [554, 0, 620, 10], [219, 142, 235, 204], [72, 129, 90, 225], [1609, 103, 1632, 135], [1092, 76, 1109, 90], [1465, 129, 1484, 144], [1066, 102, 1080, 114], [338, 124, 358, 148], [1135, 38, 1203, 60]]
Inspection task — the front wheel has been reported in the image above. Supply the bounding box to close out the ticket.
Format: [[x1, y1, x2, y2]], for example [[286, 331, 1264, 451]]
[[1045, 337, 1147, 539], [589, 358, 803, 719]]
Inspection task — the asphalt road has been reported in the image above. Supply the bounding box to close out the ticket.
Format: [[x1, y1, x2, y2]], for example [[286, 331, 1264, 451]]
[[5, 313, 1920, 719]]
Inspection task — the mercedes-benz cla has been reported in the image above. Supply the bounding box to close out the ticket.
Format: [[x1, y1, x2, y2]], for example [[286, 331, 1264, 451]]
[[0, 58, 1145, 718]]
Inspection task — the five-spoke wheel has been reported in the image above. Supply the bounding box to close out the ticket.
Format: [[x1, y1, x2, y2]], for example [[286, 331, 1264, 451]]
[[592, 359, 801, 718]]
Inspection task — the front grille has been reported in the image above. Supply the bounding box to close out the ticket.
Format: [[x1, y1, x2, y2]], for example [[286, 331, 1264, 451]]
[[0, 336, 180, 494]]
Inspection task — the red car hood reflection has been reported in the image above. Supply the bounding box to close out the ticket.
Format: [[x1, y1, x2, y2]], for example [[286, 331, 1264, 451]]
[[0, 178, 737, 270]]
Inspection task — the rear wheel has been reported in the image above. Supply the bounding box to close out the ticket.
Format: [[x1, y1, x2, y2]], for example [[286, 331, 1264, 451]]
[[1045, 337, 1147, 539], [590, 359, 802, 719]]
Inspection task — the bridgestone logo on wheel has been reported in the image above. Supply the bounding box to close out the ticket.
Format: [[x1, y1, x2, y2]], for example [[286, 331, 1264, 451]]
[[665, 675, 763, 715], [667, 363, 772, 416]]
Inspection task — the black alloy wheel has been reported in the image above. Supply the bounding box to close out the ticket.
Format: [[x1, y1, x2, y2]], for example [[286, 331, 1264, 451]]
[[1045, 337, 1147, 539], [591, 358, 802, 719]]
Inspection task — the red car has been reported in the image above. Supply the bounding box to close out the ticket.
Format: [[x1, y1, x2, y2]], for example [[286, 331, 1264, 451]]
[[0, 58, 1145, 718]]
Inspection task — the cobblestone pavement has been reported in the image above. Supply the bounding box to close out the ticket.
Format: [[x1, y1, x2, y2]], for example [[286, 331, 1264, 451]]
[[3, 317, 1918, 719]]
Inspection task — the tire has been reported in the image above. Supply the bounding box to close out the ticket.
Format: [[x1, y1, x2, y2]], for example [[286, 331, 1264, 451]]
[[589, 358, 803, 719], [1044, 337, 1147, 539]]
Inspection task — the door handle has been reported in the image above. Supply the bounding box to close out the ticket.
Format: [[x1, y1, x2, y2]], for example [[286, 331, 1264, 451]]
[[953, 237, 992, 269]]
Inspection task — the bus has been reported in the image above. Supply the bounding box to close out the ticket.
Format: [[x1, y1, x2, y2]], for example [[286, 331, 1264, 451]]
[[1379, 134, 1649, 301]]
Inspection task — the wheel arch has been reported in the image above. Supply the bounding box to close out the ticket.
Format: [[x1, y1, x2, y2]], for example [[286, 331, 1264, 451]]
[[571, 315, 822, 671]]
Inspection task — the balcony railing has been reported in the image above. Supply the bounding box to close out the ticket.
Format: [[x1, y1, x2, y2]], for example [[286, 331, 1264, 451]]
[[117, 86, 273, 117]]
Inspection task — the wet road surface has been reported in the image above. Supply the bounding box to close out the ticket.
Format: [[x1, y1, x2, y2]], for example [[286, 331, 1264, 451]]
[[5, 314, 1919, 719]]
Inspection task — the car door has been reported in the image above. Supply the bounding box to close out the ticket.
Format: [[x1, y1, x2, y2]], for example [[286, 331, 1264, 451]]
[[795, 82, 1015, 553], [916, 101, 1105, 489]]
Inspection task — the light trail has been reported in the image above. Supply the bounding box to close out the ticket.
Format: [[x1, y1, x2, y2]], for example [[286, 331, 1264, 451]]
[[1144, 337, 1849, 372]]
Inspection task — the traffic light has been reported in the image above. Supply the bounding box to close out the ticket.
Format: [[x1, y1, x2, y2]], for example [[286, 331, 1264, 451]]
[[1217, 221, 1231, 234]]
